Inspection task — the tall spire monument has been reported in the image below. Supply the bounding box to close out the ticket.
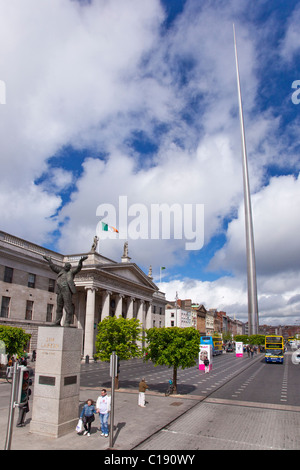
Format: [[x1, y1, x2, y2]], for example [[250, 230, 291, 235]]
[[233, 24, 259, 335]]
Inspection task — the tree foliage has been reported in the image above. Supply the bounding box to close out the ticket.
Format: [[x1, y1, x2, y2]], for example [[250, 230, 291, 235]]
[[234, 335, 250, 344], [144, 327, 200, 393], [95, 316, 143, 361], [0, 325, 31, 356], [234, 334, 265, 345]]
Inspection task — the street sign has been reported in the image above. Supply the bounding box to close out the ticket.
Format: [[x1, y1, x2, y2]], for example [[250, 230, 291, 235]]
[[110, 352, 118, 377]]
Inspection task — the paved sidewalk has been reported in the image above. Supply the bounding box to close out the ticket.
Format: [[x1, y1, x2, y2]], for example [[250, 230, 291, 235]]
[[135, 397, 300, 450], [1, 380, 300, 451], [0, 384, 198, 451]]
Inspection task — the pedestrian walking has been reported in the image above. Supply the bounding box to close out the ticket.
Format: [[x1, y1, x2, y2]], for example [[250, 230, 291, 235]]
[[138, 377, 149, 407], [19, 356, 27, 366], [31, 350, 36, 362], [204, 357, 210, 373], [96, 389, 111, 437], [80, 399, 96, 436]]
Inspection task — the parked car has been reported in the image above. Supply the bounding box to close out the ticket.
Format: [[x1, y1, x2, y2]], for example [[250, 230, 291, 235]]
[[226, 346, 234, 352]]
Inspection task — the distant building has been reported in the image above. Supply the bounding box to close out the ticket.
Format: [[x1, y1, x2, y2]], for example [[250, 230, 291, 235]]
[[206, 309, 214, 335], [193, 304, 207, 335], [0, 231, 166, 357], [165, 301, 192, 328]]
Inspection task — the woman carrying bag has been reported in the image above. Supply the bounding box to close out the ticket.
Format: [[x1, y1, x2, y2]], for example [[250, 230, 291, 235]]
[[80, 399, 96, 436]]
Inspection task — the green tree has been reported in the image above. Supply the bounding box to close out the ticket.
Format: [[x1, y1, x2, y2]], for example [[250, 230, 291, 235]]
[[95, 316, 143, 388], [234, 334, 265, 349], [222, 332, 232, 342], [234, 335, 250, 344], [0, 325, 31, 357], [249, 334, 265, 346], [144, 327, 200, 394]]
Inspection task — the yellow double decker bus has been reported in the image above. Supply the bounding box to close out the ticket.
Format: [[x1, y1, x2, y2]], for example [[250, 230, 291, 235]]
[[265, 335, 284, 364], [200, 336, 223, 356]]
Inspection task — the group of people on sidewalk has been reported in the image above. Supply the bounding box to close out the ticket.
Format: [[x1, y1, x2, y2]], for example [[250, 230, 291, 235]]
[[79, 389, 111, 437], [79, 379, 149, 437]]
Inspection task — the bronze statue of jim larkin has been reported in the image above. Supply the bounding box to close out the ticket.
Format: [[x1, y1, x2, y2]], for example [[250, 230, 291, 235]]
[[43, 255, 88, 327]]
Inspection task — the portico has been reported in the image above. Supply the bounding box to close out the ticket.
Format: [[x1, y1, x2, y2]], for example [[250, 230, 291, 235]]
[[68, 249, 166, 358]]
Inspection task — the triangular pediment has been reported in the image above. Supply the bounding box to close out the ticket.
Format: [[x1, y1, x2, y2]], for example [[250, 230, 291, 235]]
[[99, 263, 158, 291]]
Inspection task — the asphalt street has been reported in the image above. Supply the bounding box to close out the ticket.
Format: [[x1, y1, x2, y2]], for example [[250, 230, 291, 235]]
[[1, 350, 300, 451], [81, 350, 300, 406]]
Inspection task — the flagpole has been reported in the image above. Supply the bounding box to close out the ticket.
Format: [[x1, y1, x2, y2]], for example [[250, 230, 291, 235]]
[[175, 291, 178, 327], [233, 24, 259, 335], [160, 267, 166, 289]]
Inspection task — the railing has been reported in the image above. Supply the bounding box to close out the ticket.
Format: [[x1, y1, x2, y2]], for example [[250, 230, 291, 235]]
[[0, 231, 63, 261]]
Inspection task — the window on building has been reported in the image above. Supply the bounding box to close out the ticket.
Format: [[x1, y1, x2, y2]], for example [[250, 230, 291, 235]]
[[25, 300, 34, 320], [28, 273, 36, 288], [46, 304, 54, 322], [1, 296, 10, 317], [48, 278, 55, 293], [3, 266, 13, 283]]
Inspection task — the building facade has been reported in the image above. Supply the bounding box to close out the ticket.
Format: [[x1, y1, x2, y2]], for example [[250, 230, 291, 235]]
[[0, 231, 166, 357], [165, 304, 192, 328]]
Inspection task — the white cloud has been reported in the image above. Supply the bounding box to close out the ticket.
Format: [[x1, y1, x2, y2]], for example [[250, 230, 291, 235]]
[[40, 168, 74, 194], [0, 0, 299, 325], [0, 182, 60, 245], [0, 0, 165, 240], [161, 269, 300, 326], [56, 129, 244, 267], [209, 174, 300, 275], [279, 3, 300, 63]]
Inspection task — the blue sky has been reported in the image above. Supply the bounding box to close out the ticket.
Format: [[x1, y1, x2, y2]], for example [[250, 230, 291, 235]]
[[1, 0, 300, 325]]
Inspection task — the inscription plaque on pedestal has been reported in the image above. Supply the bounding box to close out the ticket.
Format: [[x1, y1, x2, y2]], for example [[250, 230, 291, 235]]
[[39, 375, 56, 386]]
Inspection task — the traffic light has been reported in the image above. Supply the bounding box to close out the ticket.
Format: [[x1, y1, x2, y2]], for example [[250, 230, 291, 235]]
[[17, 366, 31, 405]]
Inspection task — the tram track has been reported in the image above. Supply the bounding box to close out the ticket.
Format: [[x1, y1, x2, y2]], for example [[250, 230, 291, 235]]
[[131, 354, 264, 449]]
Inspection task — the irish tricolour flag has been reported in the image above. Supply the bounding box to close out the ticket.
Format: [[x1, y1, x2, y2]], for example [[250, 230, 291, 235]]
[[101, 222, 119, 233]]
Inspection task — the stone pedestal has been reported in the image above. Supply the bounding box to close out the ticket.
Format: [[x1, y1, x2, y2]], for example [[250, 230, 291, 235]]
[[30, 327, 82, 438]]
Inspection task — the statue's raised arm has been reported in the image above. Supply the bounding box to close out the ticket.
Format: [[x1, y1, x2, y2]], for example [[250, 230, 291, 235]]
[[43, 255, 61, 274], [72, 255, 88, 275]]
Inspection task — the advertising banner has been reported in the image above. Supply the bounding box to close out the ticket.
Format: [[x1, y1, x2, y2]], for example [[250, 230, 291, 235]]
[[199, 344, 213, 371], [236, 342, 243, 357]]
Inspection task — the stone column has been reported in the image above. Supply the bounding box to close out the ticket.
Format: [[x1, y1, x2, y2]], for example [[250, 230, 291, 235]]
[[145, 302, 152, 329], [101, 290, 112, 320], [84, 287, 97, 358], [115, 294, 124, 317], [77, 291, 86, 331], [127, 297, 135, 319], [137, 299, 145, 327], [137, 300, 145, 348]]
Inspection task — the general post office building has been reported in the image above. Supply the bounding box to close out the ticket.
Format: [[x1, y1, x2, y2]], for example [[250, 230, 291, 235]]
[[0, 231, 166, 358]]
